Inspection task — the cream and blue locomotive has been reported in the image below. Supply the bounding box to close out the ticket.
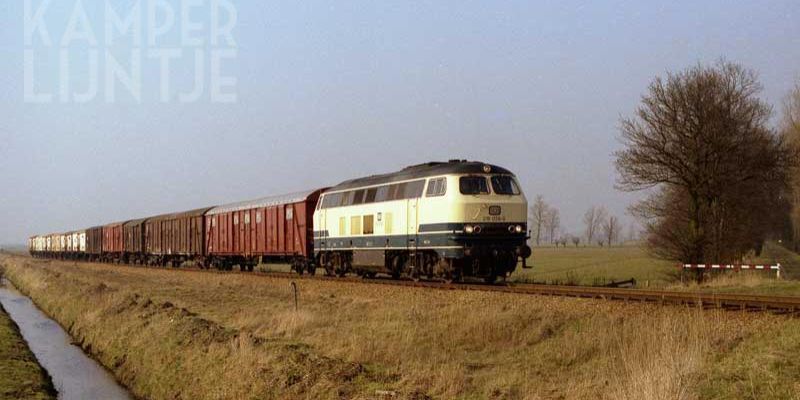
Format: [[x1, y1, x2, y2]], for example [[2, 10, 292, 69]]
[[312, 160, 532, 282]]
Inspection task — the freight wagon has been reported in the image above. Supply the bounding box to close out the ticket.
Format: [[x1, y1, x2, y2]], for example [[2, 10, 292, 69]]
[[86, 226, 104, 261], [145, 208, 212, 267], [102, 222, 124, 262], [205, 190, 324, 272], [123, 218, 147, 264]]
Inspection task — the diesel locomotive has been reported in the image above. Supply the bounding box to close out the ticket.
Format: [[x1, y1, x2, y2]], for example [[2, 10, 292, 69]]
[[313, 161, 531, 282]]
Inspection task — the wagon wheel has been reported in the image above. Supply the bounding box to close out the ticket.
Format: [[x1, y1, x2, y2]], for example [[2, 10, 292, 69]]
[[290, 259, 304, 275], [306, 261, 316, 276]]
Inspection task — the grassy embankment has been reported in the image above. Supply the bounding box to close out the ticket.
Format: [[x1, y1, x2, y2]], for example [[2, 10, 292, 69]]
[[2, 254, 800, 399], [0, 281, 55, 399]]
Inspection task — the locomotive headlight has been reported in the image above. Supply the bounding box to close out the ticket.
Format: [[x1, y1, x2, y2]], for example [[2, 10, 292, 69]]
[[465, 225, 474, 234], [515, 225, 523, 233]]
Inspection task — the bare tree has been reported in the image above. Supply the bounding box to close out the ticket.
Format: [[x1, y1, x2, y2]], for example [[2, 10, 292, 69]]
[[616, 61, 793, 263], [530, 196, 549, 246], [783, 82, 800, 250], [583, 206, 607, 245], [571, 236, 581, 247], [602, 215, 620, 247], [544, 208, 561, 244]]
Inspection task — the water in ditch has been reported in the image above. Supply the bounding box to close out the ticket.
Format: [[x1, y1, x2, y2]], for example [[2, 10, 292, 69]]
[[0, 278, 132, 400]]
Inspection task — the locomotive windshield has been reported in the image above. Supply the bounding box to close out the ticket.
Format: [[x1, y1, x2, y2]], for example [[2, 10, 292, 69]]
[[459, 176, 489, 195], [490, 175, 520, 195]]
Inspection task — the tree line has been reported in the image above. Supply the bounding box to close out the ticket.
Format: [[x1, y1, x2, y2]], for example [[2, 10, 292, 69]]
[[529, 197, 631, 247], [614, 60, 800, 264]]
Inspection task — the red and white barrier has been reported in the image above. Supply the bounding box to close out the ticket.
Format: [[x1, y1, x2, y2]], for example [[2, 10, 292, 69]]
[[682, 263, 782, 279]]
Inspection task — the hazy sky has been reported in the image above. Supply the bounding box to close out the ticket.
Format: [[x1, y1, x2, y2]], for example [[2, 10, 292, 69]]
[[1, 0, 799, 244]]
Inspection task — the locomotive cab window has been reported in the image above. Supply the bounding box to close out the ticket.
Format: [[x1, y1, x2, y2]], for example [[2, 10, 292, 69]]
[[404, 180, 425, 199], [459, 176, 489, 195], [491, 175, 520, 195], [426, 178, 447, 197]]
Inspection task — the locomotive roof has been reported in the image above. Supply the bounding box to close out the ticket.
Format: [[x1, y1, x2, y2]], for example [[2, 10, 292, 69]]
[[206, 190, 320, 215], [326, 160, 514, 192]]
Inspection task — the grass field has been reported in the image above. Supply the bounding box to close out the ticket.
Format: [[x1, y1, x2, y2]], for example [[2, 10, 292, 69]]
[[511, 243, 800, 297], [510, 245, 677, 287], [0, 288, 55, 400], [2, 254, 800, 399]]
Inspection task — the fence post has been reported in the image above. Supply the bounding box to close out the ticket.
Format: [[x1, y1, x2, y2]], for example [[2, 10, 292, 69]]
[[291, 281, 299, 311]]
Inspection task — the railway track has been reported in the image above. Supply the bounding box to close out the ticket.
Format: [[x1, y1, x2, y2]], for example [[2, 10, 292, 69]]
[[9, 253, 800, 315], [251, 271, 800, 315]]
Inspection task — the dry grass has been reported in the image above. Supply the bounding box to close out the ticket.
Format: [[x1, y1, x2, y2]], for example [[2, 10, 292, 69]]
[[669, 271, 800, 296], [1, 254, 798, 399], [610, 312, 709, 400]]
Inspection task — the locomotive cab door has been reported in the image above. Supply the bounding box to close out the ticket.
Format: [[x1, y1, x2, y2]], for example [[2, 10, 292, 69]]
[[318, 208, 326, 250]]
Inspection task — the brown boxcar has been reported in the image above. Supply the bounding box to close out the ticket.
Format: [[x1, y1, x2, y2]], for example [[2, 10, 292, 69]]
[[205, 190, 323, 271], [123, 218, 148, 263], [145, 207, 212, 266], [86, 226, 104, 259], [102, 222, 124, 261]]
